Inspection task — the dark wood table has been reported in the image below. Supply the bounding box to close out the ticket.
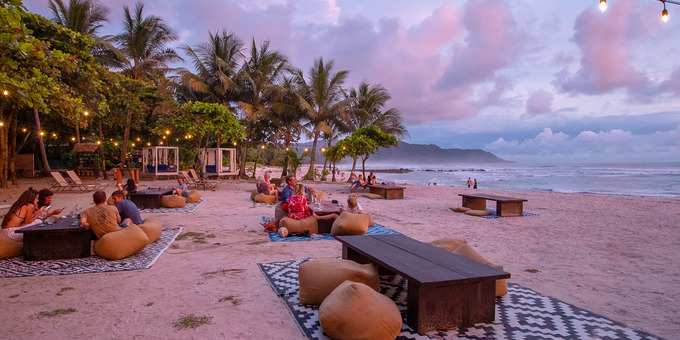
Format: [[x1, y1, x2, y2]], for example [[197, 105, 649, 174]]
[[458, 193, 528, 217], [130, 188, 173, 209], [335, 234, 510, 334], [16, 216, 91, 261], [308, 201, 340, 234], [368, 184, 405, 199], [114, 168, 140, 185]]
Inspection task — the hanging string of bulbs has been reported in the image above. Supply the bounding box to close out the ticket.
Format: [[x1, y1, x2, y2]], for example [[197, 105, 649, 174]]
[[599, 0, 679, 22]]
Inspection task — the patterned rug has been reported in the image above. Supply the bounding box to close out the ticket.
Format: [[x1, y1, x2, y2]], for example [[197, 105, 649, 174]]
[[140, 198, 206, 213], [258, 259, 661, 340], [262, 217, 401, 242], [0, 227, 181, 278], [481, 208, 538, 219]]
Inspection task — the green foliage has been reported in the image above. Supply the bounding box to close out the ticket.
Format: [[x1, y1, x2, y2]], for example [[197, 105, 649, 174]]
[[287, 150, 303, 176], [173, 314, 213, 330]]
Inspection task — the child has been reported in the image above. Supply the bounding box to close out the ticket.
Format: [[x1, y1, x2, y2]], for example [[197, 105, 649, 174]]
[[341, 193, 363, 214]]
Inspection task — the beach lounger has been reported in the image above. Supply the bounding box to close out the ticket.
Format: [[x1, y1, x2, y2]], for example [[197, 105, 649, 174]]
[[180, 170, 198, 189], [189, 169, 221, 190], [66, 170, 108, 191], [50, 171, 89, 192]]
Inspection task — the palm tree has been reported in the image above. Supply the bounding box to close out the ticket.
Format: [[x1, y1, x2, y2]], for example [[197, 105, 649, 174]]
[[48, 0, 109, 35], [347, 81, 409, 138], [294, 57, 349, 180], [269, 76, 307, 177]]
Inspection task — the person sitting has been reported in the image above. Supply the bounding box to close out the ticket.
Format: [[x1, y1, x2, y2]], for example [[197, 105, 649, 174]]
[[287, 184, 336, 221], [37, 188, 64, 218], [173, 178, 189, 198], [110, 190, 144, 225], [257, 174, 279, 199], [81, 190, 132, 239], [116, 178, 137, 197], [340, 194, 364, 214], [1, 187, 45, 240], [111, 155, 122, 169], [367, 172, 377, 185], [353, 175, 369, 190]]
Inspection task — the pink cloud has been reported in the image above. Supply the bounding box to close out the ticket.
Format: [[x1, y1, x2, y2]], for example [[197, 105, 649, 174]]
[[526, 90, 554, 115]]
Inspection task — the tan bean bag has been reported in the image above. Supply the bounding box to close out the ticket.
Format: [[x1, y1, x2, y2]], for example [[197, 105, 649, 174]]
[[465, 209, 491, 216], [138, 216, 163, 243], [427, 238, 468, 252], [274, 204, 286, 220], [279, 217, 318, 235], [94, 224, 149, 260], [450, 206, 470, 213], [185, 190, 201, 203], [161, 195, 186, 208], [319, 280, 402, 340], [453, 244, 508, 297], [330, 211, 370, 236], [249, 190, 258, 201], [254, 193, 276, 204], [0, 231, 22, 259], [360, 193, 383, 199], [299, 258, 379, 305]]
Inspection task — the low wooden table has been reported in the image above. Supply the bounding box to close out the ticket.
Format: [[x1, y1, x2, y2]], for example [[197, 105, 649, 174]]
[[16, 216, 91, 261], [114, 168, 140, 185], [368, 184, 405, 199], [308, 201, 340, 234], [335, 234, 510, 334], [129, 188, 173, 210], [458, 193, 528, 217]]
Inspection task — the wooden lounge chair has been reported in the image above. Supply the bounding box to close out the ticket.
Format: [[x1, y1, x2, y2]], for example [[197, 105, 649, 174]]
[[180, 170, 198, 189], [50, 171, 89, 192], [189, 169, 221, 190], [65, 170, 108, 191]]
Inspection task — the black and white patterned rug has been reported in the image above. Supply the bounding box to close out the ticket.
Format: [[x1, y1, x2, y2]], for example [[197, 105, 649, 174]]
[[140, 199, 206, 213], [262, 217, 401, 242], [258, 259, 661, 340], [0, 227, 181, 278]]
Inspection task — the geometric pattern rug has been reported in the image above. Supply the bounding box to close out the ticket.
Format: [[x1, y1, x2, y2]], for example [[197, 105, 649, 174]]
[[140, 198, 206, 213], [258, 259, 661, 340], [262, 217, 401, 242], [482, 208, 538, 219], [0, 227, 181, 278]]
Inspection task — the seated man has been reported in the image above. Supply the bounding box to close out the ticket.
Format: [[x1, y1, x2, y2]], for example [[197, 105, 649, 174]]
[[354, 175, 369, 189], [173, 178, 189, 197], [81, 191, 132, 239], [110, 190, 144, 225], [111, 155, 122, 169]]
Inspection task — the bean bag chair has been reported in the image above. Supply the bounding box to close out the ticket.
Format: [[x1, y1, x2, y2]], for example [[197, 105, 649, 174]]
[[465, 209, 491, 216], [427, 238, 467, 252], [279, 216, 318, 235], [185, 190, 201, 203], [249, 190, 258, 201], [254, 193, 276, 204], [94, 224, 149, 260], [450, 206, 470, 213], [331, 211, 369, 236], [360, 193, 383, 199], [274, 205, 286, 220], [453, 244, 508, 297], [0, 231, 22, 259], [299, 258, 379, 305], [319, 280, 402, 340], [161, 195, 186, 208], [138, 216, 163, 243]]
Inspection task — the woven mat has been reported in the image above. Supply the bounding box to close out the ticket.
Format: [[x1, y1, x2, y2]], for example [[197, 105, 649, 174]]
[[0, 228, 181, 278], [262, 217, 401, 242], [258, 259, 661, 340], [482, 208, 538, 219], [140, 198, 206, 213]]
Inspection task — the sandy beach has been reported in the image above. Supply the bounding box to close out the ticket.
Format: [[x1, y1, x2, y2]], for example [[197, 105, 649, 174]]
[[1, 172, 678, 339]]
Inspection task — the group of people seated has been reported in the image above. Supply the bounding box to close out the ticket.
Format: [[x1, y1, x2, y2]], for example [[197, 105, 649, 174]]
[[1, 188, 64, 241], [80, 190, 144, 240], [353, 172, 377, 189], [256, 173, 279, 200]]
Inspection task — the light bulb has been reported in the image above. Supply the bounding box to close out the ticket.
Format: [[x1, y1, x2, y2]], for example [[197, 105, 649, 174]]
[[599, 0, 607, 12], [662, 8, 669, 22], [261, 145, 265, 149], [2, 90, 8, 96]]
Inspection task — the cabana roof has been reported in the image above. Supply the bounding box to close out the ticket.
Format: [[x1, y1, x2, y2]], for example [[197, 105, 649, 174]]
[[72, 143, 101, 153]]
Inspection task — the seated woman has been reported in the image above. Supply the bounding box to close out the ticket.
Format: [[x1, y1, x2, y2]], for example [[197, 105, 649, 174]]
[[1, 188, 45, 241], [37, 188, 64, 218], [287, 184, 336, 221], [116, 178, 137, 197], [257, 175, 279, 199], [367, 172, 377, 185]]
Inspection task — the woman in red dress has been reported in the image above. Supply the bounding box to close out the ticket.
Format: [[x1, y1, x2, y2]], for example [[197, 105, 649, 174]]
[[286, 184, 337, 221]]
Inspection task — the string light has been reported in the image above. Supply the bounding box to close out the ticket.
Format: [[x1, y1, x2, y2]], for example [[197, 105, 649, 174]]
[[601, 0, 677, 22], [96, 140, 101, 145], [159, 141, 163, 145], [304, 148, 308, 152], [131, 143, 135, 147], [599, 0, 607, 12], [261, 145, 265, 149], [114, 142, 119, 146], [2, 90, 8, 96], [321, 147, 326, 152], [40, 131, 45, 136], [285, 147, 289, 151], [663, 2, 669, 22], [162, 136, 166, 139], [51, 133, 57, 137], [83, 111, 88, 116], [0, 122, 3, 127], [71, 137, 76, 141], [165, 130, 170, 135], [22, 128, 27, 132], [147, 142, 151, 146], [233, 142, 237, 146], [136, 137, 141, 141]]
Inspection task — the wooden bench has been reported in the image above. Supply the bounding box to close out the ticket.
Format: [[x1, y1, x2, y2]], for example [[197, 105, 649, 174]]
[[368, 184, 405, 199], [459, 193, 527, 217], [335, 234, 510, 333]]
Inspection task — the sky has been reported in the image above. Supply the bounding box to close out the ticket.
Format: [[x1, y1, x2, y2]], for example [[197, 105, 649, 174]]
[[23, 0, 680, 163]]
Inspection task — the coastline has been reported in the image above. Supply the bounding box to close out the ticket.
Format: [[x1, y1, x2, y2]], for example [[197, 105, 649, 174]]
[[1, 177, 678, 338]]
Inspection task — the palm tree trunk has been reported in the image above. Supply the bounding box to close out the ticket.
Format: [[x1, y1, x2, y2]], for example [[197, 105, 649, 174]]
[[34, 108, 51, 175], [304, 131, 320, 180], [121, 109, 132, 163], [0, 114, 7, 189], [331, 161, 337, 182], [349, 157, 358, 182], [9, 110, 18, 185], [322, 139, 332, 176], [361, 155, 369, 178], [252, 146, 262, 178], [97, 121, 109, 180]]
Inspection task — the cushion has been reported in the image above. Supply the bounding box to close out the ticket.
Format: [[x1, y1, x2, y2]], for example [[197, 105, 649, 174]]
[[299, 258, 380, 305], [254, 193, 276, 204], [465, 209, 491, 216], [94, 224, 149, 260], [185, 189, 201, 203], [319, 280, 402, 340], [0, 231, 22, 259], [360, 193, 383, 199], [161, 195, 186, 208], [453, 244, 508, 297], [249, 190, 258, 201], [279, 217, 318, 235], [427, 238, 468, 252], [138, 216, 163, 243], [274, 205, 286, 220], [449, 206, 470, 213], [331, 211, 369, 236]]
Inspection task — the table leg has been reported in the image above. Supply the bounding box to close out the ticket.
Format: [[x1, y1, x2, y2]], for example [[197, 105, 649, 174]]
[[462, 197, 486, 210], [496, 201, 523, 217]]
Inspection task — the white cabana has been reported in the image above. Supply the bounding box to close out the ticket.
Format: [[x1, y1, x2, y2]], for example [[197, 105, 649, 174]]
[[201, 148, 237, 176], [143, 146, 179, 177]]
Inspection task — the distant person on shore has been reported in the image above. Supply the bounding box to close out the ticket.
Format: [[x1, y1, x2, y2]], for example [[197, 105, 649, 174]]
[[367, 172, 376, 185], [473, 179, 478, 189], [467, 177, 472, 189]]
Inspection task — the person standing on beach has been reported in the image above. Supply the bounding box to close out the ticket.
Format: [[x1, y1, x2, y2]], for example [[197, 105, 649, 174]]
[[473, 179, 478, 189], [467, 177, 472, 188]]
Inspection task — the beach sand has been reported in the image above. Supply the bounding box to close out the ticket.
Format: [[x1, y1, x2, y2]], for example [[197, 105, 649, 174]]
[[0, 173, 678, 339]]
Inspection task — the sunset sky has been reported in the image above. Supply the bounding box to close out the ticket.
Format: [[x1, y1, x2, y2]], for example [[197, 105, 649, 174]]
[[23, 0, 680, 163]]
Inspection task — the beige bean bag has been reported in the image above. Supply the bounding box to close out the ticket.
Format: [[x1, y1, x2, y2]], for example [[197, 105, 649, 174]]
[[0, 231, 22, 259], [427, 238, 468, 252], [94, 224, 149, 260], [299, 258, 379, 305], [319, 280, 402, 340], [314, 190, 324, 202], [254, 193, 276, 204], [331, 211, 370, 236], [274, 205, 286, 220], [185, 190, 201, 203], [279, 217, 318, 235], [453, 244, 508, 297], [161, 195, 186, 208], [249, 190, 258, 201], [360, 193, 383, 199], [465, 209, 491, 216], [450, 206, 470, 213], [138, 216, 163, 243]]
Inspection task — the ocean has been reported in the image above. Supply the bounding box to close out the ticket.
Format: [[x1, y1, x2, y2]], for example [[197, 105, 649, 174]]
[[350, 162, 680, 198]]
